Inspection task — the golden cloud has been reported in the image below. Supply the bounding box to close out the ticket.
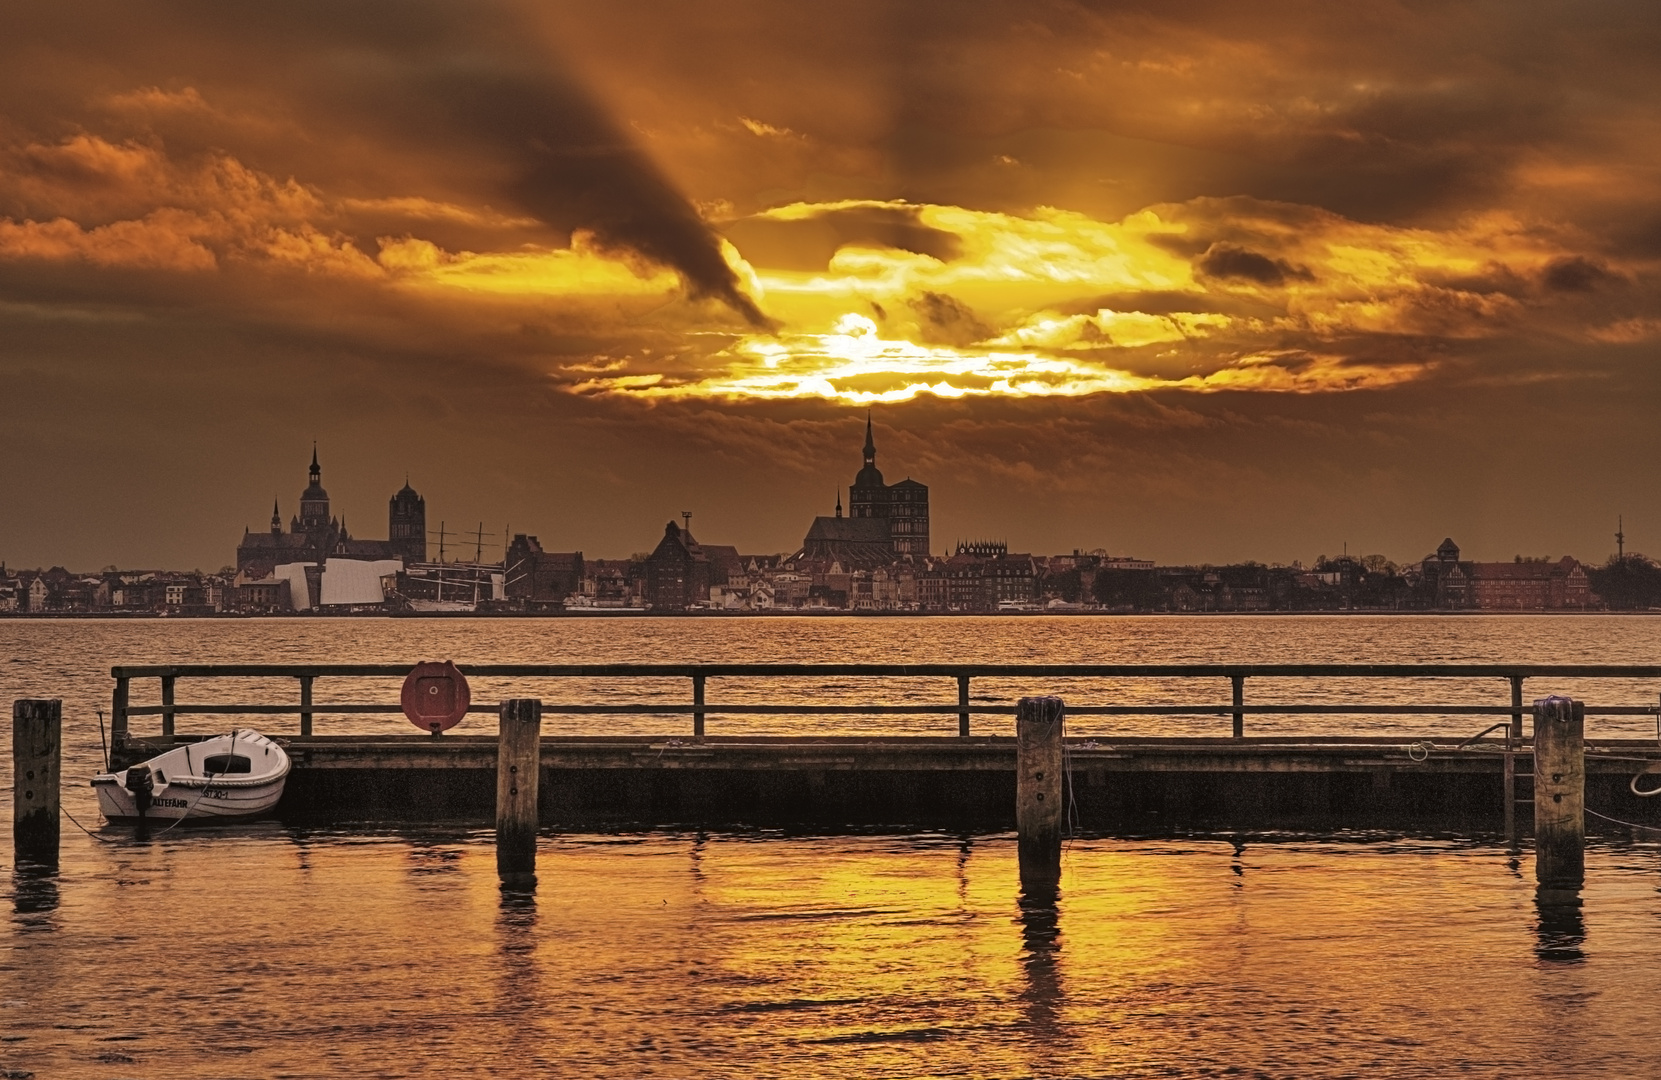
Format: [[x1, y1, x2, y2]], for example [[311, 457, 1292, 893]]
[[0, 127, 1641, 401], [567, 198, 1629, 401]]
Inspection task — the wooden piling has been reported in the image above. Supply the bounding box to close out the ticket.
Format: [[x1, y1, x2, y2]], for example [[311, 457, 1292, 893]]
[[160, 674, 176, 739], [1533, 696, 1584, 887], [1231, 675, 1245, 739], [692, 674, 706, 741], [496, 699, 543, 885], [13, 699, 62, 869], [1016, 696, 1065, 882], [110, 676, 129, 750], [299, 674, 315, 737]]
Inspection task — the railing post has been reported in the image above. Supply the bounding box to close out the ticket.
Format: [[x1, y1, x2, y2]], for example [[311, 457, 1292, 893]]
[[1505, 675, 1524, 845], [1533, 696, 1584, 887], [13, 699, 62, 869], [161, 674, 176, 739], [1016, 696, 1065, 885], [958, 673, 971, 737], [111, 675, 130, 751], [1231, 674, 1245, 739], [692, 673, 706, 740], [497, 699, 543, 887], [299, 674, 314, 737]]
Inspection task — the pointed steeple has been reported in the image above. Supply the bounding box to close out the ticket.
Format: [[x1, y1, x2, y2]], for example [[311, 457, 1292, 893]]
[[863, 411, 876, 466], [835, 490, 843, 518], [270, 499, 282, 535], [310, 442, 321, 484]]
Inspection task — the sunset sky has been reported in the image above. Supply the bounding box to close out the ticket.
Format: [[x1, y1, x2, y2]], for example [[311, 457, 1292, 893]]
[[4, 1, 1660, 569]]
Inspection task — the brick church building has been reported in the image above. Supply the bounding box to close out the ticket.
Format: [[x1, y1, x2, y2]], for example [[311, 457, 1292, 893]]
[[795, 415, 931, 568], [236, 448, 426, 577]]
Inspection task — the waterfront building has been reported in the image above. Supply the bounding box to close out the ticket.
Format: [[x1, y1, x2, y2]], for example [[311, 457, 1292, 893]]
[[644, 521, 710, 610], [504, 534, 584, 609], [388, 481, 427, 562], [1418, 537, 1594, 609]]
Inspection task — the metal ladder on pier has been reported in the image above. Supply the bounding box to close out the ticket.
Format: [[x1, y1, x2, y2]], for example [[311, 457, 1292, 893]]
[[1504, 676, 1529, 846]]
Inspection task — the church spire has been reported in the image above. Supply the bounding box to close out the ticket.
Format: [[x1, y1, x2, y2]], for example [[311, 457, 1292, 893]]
[[835, 489, 843, 518], [863, 411, 876, 466], [310, 442, 320, 484], [271, 499, 282, 535]]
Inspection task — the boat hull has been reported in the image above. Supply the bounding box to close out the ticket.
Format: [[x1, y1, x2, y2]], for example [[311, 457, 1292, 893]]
[[92, 729, 291, 823], [94, 777, 287, 822]]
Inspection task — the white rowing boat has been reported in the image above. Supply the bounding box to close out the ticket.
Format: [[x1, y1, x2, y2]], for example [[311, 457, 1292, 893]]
[[91, 729, 291, 823]]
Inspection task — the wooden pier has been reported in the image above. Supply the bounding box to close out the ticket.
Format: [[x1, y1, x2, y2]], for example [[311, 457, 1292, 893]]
[[101, 663, 1661, 835]]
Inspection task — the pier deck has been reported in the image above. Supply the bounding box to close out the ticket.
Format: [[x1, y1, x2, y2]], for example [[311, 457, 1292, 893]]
[[110, 731, 1661, 831], [102, 661, 1661, 832]]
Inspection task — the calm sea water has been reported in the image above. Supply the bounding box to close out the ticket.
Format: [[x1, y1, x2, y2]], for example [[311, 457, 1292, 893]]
[[5, 616, 1661, 1078]]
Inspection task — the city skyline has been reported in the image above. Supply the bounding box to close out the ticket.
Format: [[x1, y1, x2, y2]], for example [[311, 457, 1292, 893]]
[[3, 3, 1661, 570], [2, 431, 1648, 574]]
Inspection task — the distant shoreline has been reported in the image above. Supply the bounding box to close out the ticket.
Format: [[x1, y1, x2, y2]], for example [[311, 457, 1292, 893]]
[[0, 608, 1652, 620]]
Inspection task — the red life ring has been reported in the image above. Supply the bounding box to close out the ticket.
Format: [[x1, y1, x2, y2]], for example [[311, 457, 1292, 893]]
[[400, 661, 471, 733]]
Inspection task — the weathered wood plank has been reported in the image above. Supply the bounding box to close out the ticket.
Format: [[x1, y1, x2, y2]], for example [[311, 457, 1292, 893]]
[[1534, 697, 1585, 886], [496, 699, 542, 885], [13, 699, 61, 868], [1016, 696, 1065, 884]]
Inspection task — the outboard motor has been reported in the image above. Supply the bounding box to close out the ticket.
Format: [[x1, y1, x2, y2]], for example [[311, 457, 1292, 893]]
[[124, 764, 154, 818]]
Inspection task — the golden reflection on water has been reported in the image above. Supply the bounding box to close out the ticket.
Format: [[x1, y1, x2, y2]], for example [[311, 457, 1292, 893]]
[[8, 832, 1661, 1077]]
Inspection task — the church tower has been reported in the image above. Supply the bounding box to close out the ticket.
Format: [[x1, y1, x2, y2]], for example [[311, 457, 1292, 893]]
[[299, 445, 331, 533], [388, 479, 427, 562], [849, 413, 887, 519]]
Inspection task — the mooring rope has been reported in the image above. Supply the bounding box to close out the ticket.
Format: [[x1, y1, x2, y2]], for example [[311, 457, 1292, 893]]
[[1586, 806, 1661, 833], [60, 805, 122, 843], [147, 730, 237, 836], [1060, 737, 1081, 841], [1629, 761, 1661, 798]]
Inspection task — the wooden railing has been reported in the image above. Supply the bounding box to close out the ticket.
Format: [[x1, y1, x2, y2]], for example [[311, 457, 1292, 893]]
[[111, 662, 1661, 741]]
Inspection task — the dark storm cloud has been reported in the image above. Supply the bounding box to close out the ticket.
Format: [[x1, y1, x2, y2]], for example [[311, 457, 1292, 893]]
[[0, 0, 769, 325], [908, 291, 994, 347], [1541, 256, 1617, 293], [544, 0, 1661, 227], [1194, 244, 1314, 287]]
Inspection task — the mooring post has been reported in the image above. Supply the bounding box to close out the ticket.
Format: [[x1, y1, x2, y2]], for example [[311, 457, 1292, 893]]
[[1505, 675, 1524, 845], [1016, 696, 1065, 884], [1231, 675, 1245, 739], [958, 674, 971, 737], [111, 675, 130, 751], [1533, 696, 1584, 887], [299, 674, 314, 737], [496, 699, 543, 886], [160, 674, 176, 739], [13, 699, 62, 869]]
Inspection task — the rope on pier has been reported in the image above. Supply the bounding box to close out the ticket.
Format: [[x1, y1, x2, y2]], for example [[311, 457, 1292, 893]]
[[1629, 696, 1661, 796], [1060, 738, 1081, 840], [1405, 741, 1438, 761], [1586, 806, 1661, 833], [1630, 761, 1661, 797]]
